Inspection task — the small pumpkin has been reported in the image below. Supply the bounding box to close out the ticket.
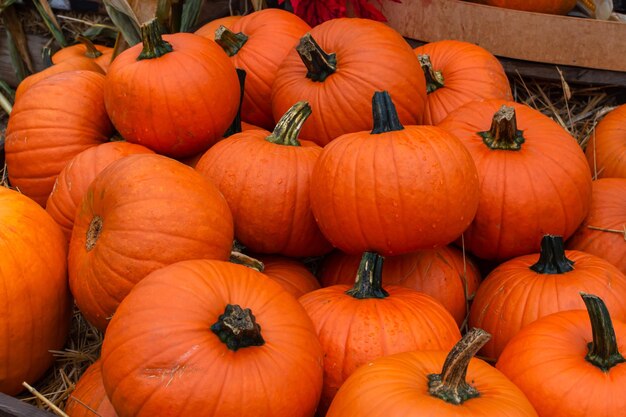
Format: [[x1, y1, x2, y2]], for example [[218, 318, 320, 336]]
[[52, 35, 114, 72], [64, 360, 118, 417], [194, 15, 243, 39], [585, 103, 626, 179], [326, 328, 538, 417]]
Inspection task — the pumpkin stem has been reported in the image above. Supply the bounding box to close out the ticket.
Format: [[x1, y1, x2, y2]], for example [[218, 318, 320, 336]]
[[266, 101, 311, 146], [210, 304, 265, 351], [478, 105, 525, 151], [76, 35, 103, 59], [529, 235, 575, 274], [223, 68, 247, 137], [137, 18, 173, 60], [42, 47, 53, 68], [417, 54, 444, 93], [345, 252, 389, 299], [85, 215, 103, 252], [215, 26, 248, 57], [296, 33, 337, 82], [229, 250, 265, 272], [581, 293, 626, 371], [428, 328, 490, 405], [371, 91, 404, 134]]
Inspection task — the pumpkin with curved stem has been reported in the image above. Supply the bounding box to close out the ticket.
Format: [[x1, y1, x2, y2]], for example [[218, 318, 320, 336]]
[[101, 259, 323, 417], [319, 246, 481, 326], [469, 235, 626, 362], [0, 187, 71, 395], [6, 70, 113, 206], [471, 0, 577, 14], [271, 18, 427, 146], [213, 8, 310, 130], [299, 252, 461, 415], [52, 35, 114, 72], [585, 103, 626, 179], [104, 19, 240, 158], [326, 328, 538, 417], [497, 293, 626, 417], [414, 40, 512, 125], [64, 360, 117, 417], [46, 141, 154, 243], [310, 91, 479, 256], [68, 154, 234, 331], [567, 178, 626, 275], [194, 15, 242, 39], [438, 100, 592, 260], [196, 101, 332, 257]]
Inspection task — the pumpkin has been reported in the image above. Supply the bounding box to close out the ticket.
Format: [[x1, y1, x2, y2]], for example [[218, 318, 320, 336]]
[[52, 35, 114, 72], [104, 19, 240, 158], [271, 18, 427, 146], [567, 178, 626, 275], [196, 101, 332, 257], [497, 293, 626, 417], [5, 70, 113, 206], [326, 328, 538, 417], [310, 91, 479, 256], [213, 8, 310, 129], [319, 246, 481, 326], [194, 15, 242, 39], [299, 252, 461, 414], [471, 0, 577, 14], [438, 100, 592, 260], [585, 103, 626, 179], [68, 153, 234, 331], [46, 141, 154, 243], [469, 235, 626, 362], [101, 259, 324, 417], [414, 40, 512, 125], [0, 187, 71, 395], [64, 360, 118, 417]]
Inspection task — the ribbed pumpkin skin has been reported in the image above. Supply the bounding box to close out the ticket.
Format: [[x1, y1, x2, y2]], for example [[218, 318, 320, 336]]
[[318, 247, 481, 326], [65, 360, 118, 417], [310, 125, 479, 256], [101, 260, 323, 417], [469, 250, 626, 361], [194, 15, 242, 39], [220, 9, 310, 130], [46, 142, 154, 242], [256, 255, 320, 299], [68, 154, 234, 331], [299, 286, 461, 414], [586, 104, 626, 179], [414, 40, 512, 125], [326, 349, 538, 417], [196, 131, 332, 257], [438, 100, 592, 260], [104, 33, 239, 158], [5, 70, 113, 206], [52, 43, 114, 72], [473, 0, 576, 14], [271, 18, 427, 146], [0, 187, 71, 395], [567, 178, 626, 275]]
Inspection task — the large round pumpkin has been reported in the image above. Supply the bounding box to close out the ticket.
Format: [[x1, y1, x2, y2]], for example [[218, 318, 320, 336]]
[[438, 100, 592, 260], [310, 91, 479, 256], [5, 70, 113, 206], [68, 154, 234, 331], [104, 19, 240, 158], [0, 187, 72, 395], [101, 259, 324, 417], [271, 18, 426, 146], [585, 103, 626, 179], [64, 360, 117, 417]]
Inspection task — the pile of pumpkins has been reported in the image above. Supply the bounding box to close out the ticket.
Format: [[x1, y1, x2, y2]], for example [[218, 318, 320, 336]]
[[2, 7, 625, 417]]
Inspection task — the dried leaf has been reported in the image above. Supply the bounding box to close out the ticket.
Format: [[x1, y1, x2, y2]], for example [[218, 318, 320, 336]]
[[129, 0, 160, 24], [32, 0, 68, 47], [82, 24, 119, 41], [103, 0, 141, 45], [180, 0, 204, 32], [1, 5, 34, 74], [0, 0, 17, 13]]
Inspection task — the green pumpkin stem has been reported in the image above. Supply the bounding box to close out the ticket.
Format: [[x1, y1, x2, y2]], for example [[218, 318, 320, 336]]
[[296, 33, 336, 82], [345, 252, 389, 299], [76, 35, 103, 59], [266, 101, 311, 146], [530, 235, 575, 274], [417, 54, 444, 93], [428, 328, 490, 405], [210, 304, 265, 351], [478, 105, 525, 151], [215, 25, 248, 57], [223, 68, 247, 137], [371, 91, 404, 134], [581, 293, 626, 371], [42, 47, 53, 68], [229, 250, 265, 272], [138, 18, 173, 60]]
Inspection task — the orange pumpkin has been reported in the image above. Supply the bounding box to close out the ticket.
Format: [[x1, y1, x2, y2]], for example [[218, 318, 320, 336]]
[[52, 36, 114, 72], [194, 15, 243, 39], [101, 259, 324, 417], [68, 154, 234, 331], [255, 255, 321, 298], [0, 187, 71, 395], [64, 360, 118, 417], [585, 103, 626, 179]]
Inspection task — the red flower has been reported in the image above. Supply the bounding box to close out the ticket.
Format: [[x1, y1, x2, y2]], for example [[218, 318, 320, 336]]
[[279, 0, 400, 27]]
